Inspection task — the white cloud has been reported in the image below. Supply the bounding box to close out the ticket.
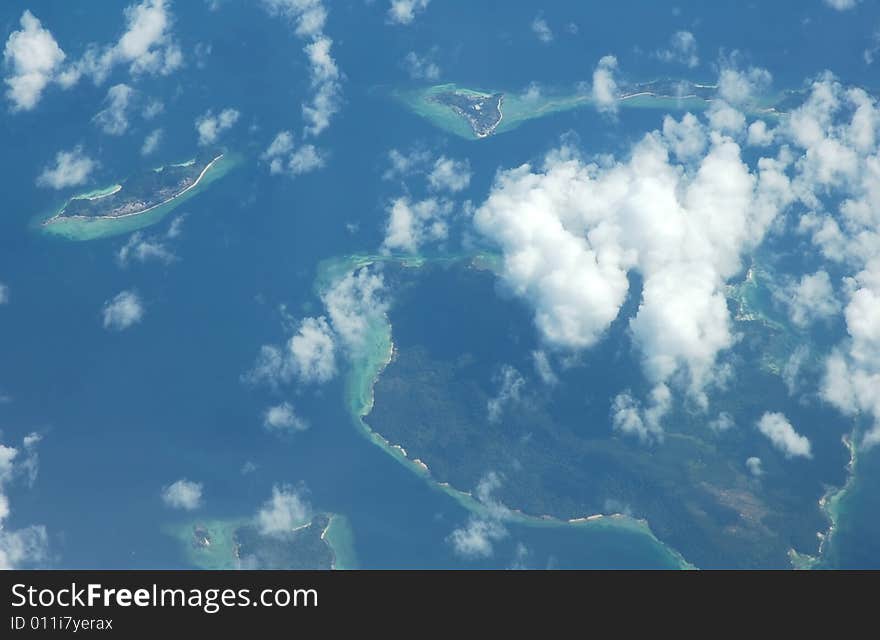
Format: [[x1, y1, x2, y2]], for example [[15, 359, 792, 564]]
[[382, 147, 432, 181], [195, 107, 240, 145], [402, 51, 440, 81], [656, 31, 699, 68], [448, 472, 510, 559], [161, 479, 203, 510], [256, 484, 311, 537], [531, 16, 554, 44], [0, 283, 8, 305], [302, 36, 341, 137], [474, 105, 795, 435], [36, 147, 96, 189], [718, 65, 772, 106], [531, 350, 558, 386], [263, 132, 326, 176], [247, 316, 336, 386], [775, 270, 840, 327], [381, 196, 452, 254], [2, 11, 66, 111], [611, 386, 669, 444], [747, 120, 775, 147], [448, 517, 507, 559], [428, 156, 471, 192], [823, 0, 859, 9], [116, 231, 175, 266], [247, 266, 387, 387], [142, 98, 164, 119], [591, 55, 619, 113], [0, 435, 48, 569], [102, 290, 144, 330], [141, 128, 162, 155], [93, 83, 134, 135], [288, 317, 337, 382], [263, 2, 341, 138], [263, 402, 309, 432], [756, 412, 812, 459], [73, 0, 183, 84], [387, 0, 430, 25], [745, 456, 763, 477], [487, 365, 526, 423], [709, 411, 735, 432], [322, 266, 389, 351], [4, 2, 182, 112]]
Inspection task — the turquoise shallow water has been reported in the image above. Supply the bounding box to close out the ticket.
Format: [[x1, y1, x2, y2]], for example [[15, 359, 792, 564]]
[[1, 0, 877, 569]]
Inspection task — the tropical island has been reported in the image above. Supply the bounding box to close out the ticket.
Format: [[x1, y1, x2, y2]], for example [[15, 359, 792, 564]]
[[394, 79, 796, 140], [36, 148, 241, 241], [429, 90, 504, 138], [313, 251, 855, 569], [166, 512, 357, 570]]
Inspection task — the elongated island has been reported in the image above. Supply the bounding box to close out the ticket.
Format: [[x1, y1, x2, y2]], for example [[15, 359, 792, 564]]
[[37, 148, 241, 241], [395, 78, 798, 140]]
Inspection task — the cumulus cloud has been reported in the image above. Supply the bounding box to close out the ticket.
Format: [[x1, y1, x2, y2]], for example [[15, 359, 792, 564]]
[[717, 65, 772, 106], [256, 484, 311, 537], [247, 266, 387, 387], [428, 156, 471, 193], [656, 31, 699, 68], [264, 1, 341, 138], [262, 131, 326, 176], [531, 16, 554, 44], [36, 147, 96, 190], [474, 98, 795, 435], [195, 107, 240, 145], [102, 290, 144, 330], [611, 387, 669, 444], [531, 350, 558, 386], [322, 267, 389, 350], [747, 120, 775, 147], [387, 0, 430, 25], [775, 270, 841, 327], [72, 0, 183, 84], [487, 365, 526, 423], [116, 231, 175, 266], [382, 197, 452, 254], [263, 402, 309, 433], [768, 77, 880, 447], [709, 411, 735, 432], [161, 479, 203, 510], [745, 456, 763, 477], [4, 2, 182, 111], [448, 472, 510, 559], [823, 0, 859, 9], [141, 128, 162, 155], [402, 51, 440, 81], [756, 412, 812, 459], [93, 83, 134, 135], [591, 55, 620, 113], [0, 434, 48, 569], [2, 11, 66, 111]]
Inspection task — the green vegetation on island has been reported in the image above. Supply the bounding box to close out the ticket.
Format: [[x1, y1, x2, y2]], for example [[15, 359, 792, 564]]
[[320, 254, 852, 569], [315, 253, 694, 570], [35, 149, 242, 241], [393, 79, 798, 140], [164, 513, 357, 570]]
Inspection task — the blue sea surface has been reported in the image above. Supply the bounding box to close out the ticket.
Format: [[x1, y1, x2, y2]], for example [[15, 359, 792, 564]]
[[1, 0, 878, 569]]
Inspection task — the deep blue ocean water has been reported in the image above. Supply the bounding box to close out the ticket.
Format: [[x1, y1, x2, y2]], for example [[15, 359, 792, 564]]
[[1, 0, 878, 568]]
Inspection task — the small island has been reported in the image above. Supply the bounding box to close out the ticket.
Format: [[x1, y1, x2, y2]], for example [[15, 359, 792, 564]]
[[167, 512, 357, 570], [394, 79, 795, 140], [36, 148, 241, 241], [429, 90, 504, 138]]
